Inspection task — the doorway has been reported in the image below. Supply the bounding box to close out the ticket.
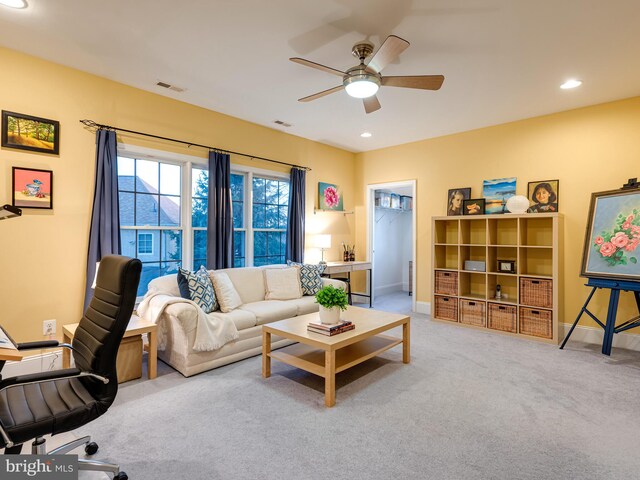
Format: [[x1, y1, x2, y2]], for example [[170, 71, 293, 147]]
[[366, 180, 416, 313]]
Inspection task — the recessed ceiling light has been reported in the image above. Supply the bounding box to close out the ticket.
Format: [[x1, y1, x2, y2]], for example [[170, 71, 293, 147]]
[[560, 79, 582, 90], [0, 0, 28, 8], [360, 132, 372, 138]]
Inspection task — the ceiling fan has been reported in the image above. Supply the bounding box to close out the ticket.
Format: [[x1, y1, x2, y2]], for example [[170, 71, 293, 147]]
[[290, 34, 444, 114]]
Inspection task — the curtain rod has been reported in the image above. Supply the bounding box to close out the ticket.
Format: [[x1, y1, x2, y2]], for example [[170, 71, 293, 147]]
[[79, 119, 311, 171]]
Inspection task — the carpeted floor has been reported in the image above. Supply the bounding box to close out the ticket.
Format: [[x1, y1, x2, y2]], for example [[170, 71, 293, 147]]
[[70, 294, 640, 480]]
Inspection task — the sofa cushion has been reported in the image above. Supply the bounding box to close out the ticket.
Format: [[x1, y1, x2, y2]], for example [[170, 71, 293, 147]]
[[178, 266, 218, 314], [211, 272, 243, 313], [263, 267, 303, 300], [287, 296, 320, 316], [216, 267, 266, 304], [207, 308, 256, 331], [239, 301, 298, 326], [147, 274, 181, 297], [287, 261, 325, 295]]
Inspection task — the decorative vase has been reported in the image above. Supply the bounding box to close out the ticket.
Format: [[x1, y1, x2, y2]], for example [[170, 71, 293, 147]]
[[343, 251, 350, 262], [319, 305, 341, 325], [349, 253, 355, 262]]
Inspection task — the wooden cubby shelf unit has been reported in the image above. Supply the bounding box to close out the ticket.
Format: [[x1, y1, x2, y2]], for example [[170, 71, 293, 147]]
[[431, 213, 563, 344]]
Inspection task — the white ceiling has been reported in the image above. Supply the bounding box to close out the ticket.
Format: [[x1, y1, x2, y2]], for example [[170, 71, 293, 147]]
[[1, 0, 639, 152]]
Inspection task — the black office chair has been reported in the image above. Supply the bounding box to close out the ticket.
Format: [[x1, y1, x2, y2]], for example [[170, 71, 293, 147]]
[[0, 255, 141, 480]]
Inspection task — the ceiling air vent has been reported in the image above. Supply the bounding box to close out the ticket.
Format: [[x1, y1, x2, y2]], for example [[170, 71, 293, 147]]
[[273, 120, 292, 128], [156, 81, 185, 93]]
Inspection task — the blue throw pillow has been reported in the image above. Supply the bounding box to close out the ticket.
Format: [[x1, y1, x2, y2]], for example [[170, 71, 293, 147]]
[[287, 261, 325, 296], [177, 266, 218, 313]]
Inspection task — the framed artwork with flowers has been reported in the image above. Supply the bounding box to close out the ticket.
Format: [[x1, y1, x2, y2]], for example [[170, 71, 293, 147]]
[[318, 182, 344, 211], [581, 188, 640, 280]]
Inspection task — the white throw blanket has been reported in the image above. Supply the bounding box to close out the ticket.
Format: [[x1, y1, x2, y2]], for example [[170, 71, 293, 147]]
[[137, 292, 239, 352]]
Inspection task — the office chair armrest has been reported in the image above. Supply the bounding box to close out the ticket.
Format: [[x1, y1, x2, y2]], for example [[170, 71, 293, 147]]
[[0, 368, 82, 390], [16, 341, 74, 352]]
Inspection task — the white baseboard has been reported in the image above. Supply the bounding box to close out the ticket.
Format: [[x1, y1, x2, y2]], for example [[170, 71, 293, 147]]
[[561, 323, 640, 352], [3, 350, 63, 377], [416, 301, 431, 315]]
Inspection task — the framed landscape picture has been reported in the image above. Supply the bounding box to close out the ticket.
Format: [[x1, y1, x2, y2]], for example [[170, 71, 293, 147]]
[[12, 167, 53, 209], [318, 182, 344, 211], [581, 188, 640, 280], [2, 111, 60, 155], [483, 177, 516, 214]]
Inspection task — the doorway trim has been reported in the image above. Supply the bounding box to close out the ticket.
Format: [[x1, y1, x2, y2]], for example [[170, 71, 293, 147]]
[[365, 180, 417, 312]]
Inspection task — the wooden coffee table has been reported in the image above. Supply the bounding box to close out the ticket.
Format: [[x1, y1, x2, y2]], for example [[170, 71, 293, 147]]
[[262, 306, 410, 407]]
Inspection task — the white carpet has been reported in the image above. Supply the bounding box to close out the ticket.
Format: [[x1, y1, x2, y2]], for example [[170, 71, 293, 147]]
[[72, 303, 640, 480]]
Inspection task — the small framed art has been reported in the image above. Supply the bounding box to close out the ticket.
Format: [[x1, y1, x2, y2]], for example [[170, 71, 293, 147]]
[[463, 198, 485, 215], [12, 167, 53, 209], [2, 111, 60, 155], [447, 187, 471, 216], [527, 180, 559, 213], [497, 259, 516, 274]]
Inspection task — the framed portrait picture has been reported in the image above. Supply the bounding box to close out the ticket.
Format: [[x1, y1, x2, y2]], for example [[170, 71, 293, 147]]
[[2, 111, 60, 155], [463, 198, 485, 215], [483, 177, 516, 214], [318, 182, 344, 211], [527, 180, 559, 213], [581, 188, 640, 280], [12, 167, 53, 209], [447, 187, 471, 216]]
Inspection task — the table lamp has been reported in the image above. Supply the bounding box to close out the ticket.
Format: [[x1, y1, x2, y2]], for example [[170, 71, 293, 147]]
[[315, 234, 331, 265]]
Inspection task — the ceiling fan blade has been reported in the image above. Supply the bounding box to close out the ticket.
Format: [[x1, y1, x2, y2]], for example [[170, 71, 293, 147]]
[[381, 75, 445, 90], [363, 95, 381, 114], [298, 85, 344, 102], [366, 35, 410, 73], [290, 57, 346, 77]]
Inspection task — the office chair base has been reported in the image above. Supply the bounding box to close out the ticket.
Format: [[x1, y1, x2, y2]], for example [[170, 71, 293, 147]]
[[28, 436, 127, 479]]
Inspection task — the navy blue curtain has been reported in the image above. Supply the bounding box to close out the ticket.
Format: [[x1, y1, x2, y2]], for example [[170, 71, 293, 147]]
[[286, 167, 306, 263], [84, 129, 120, 310], [207, 151, 234, 269]]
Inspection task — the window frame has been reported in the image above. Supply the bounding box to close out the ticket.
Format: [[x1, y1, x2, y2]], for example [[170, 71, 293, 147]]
[[137, 232, 154, 255], [117, 144, 290, 274]]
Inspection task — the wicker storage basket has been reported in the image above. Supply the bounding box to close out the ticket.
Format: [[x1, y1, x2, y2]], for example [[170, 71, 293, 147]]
[[435, 271, 458, 296], [487, 303, 517, 333], [520, 277, 553, 308], [519, 307, 552, 339], [434, 296, 458, 322], [459, 299, 486, 327]]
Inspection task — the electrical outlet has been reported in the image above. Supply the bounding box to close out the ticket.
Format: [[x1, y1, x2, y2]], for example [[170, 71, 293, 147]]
[[43, 319, 56, 336]]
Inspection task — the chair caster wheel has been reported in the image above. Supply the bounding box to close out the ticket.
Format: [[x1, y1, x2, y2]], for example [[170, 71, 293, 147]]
[[114, 472, 128, 480], [84, 442, 99, 455]]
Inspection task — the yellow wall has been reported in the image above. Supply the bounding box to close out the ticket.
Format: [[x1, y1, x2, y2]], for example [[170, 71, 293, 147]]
[[0, 47, 356, 341], [355, 96, 640, 329]]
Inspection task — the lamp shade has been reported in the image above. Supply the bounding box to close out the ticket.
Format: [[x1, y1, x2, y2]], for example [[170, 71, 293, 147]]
[[314, 234, 332, 249]]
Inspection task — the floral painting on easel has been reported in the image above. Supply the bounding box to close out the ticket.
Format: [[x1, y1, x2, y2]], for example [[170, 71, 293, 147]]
[[582, 188, 640, 280], [318, 182, 344, 211]]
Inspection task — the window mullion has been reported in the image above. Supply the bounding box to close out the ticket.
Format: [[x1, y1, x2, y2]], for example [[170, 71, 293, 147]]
[[183, 161, 193, 270], [247, 171, 254, 267]]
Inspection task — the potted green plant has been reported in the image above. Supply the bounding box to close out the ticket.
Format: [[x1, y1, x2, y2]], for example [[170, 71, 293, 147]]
[[315, 285, 349, 324]]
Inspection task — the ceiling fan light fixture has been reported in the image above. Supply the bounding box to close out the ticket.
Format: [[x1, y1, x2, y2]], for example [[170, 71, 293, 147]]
[[0, 0, 27, 8], [344, 75, 380, 99]]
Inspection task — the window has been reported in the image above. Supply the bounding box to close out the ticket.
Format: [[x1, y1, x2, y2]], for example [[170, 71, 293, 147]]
[[118, 156, 182, 296], [190, 168, 288, 268], [117, 152, 289, 297], [138, 233, 153, 254]]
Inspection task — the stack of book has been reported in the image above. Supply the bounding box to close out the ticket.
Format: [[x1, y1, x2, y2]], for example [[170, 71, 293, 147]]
[[307, 320, 355, 336]]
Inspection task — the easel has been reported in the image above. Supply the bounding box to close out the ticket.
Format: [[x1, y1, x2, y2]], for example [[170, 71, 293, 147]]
[[561, 178, 640, 355], [560, 278, 640, 355]]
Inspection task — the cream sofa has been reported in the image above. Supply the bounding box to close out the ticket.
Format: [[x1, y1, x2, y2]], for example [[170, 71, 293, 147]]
[[142, 266, 345, 377]]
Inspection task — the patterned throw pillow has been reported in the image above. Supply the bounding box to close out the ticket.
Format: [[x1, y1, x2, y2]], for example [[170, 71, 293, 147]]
[[177, 266, 218, 313], [287, 261, 325, 296]]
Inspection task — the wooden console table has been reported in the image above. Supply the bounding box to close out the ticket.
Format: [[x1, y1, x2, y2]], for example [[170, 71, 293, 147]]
[[63, 315, 157, 380]]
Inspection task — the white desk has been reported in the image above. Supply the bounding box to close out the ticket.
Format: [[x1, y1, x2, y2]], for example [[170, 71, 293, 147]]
[[323, 261, 373, 308]]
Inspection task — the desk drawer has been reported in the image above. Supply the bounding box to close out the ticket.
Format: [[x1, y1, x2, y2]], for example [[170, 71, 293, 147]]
[[325, 265, 351, 274], [352, 262, 371, 271]]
